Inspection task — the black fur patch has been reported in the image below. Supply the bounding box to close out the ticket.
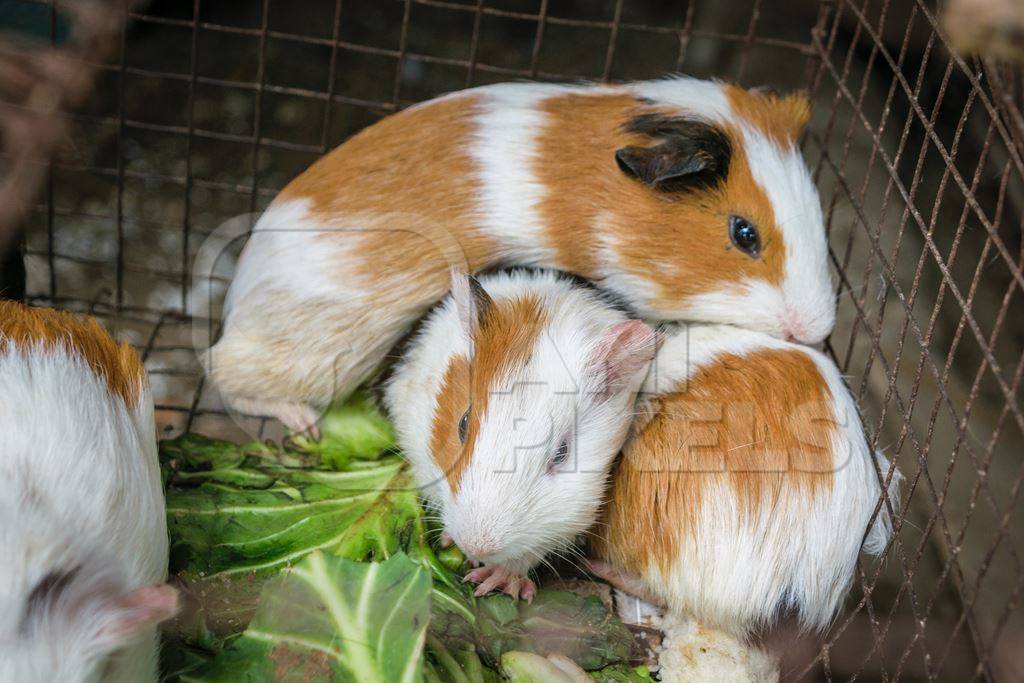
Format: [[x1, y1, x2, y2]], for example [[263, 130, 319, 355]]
[[372, 273, 494, 397], [21, 567, 80, 633], [616, 114, 732, 193], [467, 274, 496, 326]]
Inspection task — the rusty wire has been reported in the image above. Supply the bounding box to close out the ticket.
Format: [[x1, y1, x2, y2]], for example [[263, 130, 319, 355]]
[[6, 0, 1023, 680]]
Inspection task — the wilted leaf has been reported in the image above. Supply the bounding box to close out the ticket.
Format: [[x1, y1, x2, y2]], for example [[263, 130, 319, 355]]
[[182, 552, 430, 683], [518, 591, 638, 669], [461, 591, 637, 670]]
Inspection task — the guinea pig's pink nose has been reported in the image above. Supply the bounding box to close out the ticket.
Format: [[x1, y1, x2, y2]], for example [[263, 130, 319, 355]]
[[782, 304, 833, 345], [783, 317, 808, 344], [460, 538, 500, 560]]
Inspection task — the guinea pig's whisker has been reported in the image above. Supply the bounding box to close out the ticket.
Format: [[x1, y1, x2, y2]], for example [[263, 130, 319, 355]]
[[528, 548, 562, 581], [562, 545, 591, 572], [775, 211, 810, 229], [549, 539, 590, 574], [555, 554, 587, 578], [581, 524, 611, 547]]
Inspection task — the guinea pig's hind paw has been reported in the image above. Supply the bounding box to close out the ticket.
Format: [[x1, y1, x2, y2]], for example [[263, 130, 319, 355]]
[[585, 558, 662, 606], [520, 579, 536, 603], [465, 565, 536, 602]]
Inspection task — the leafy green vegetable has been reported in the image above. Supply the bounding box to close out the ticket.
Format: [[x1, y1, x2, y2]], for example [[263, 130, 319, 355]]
[[460, 591, 637, 670], [518, 591, 637, 670], [164, 437, 419, 580], [160, 397, 645, 681], [294, 391, 396, 467], [181, 552, 430, 683], [423, 634, 502, 683], [500, 653, 651, 683], [588, 664, 654, 682], [436, 544, 467, 573], [500, 652, 581, 683]]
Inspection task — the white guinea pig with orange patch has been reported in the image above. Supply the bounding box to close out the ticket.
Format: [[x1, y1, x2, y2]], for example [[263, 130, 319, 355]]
[[207, 76, 833, 433], [384, 269, 658, 599], [591, 324, 901, 661], [0, 303, 177, 682]]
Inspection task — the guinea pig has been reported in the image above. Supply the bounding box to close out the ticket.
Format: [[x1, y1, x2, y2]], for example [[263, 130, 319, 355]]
[[0, 302, 177, 682], [593, 323, 901, 637], [205, 76, 833, 433], [384, 269, 658, 599]]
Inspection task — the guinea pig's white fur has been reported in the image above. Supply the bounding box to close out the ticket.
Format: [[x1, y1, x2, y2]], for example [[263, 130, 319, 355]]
[[207, 76, 833, 432], [385, 269, 657, 578], [598, 324, 901, 636], [0, 305, 175, 682]]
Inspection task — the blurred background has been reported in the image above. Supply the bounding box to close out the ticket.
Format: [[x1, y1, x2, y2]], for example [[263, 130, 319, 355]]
[[0, 0, 1021, 680]]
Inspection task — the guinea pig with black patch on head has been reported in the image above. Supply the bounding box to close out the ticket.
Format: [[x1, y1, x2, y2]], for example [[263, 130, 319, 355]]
[[0, 302, 177, 682], [384, 269, 658, 600], [205, 77, 833, 434]]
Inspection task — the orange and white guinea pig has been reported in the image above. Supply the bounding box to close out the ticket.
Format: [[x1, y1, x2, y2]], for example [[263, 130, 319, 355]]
[[0, 303, 177, 682], [384, 269, 658, 600], [206, 77, 834, 433], [594, 323, 901, 637]]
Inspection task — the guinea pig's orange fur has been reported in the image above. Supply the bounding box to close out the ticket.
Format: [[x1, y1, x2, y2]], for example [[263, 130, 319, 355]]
[[431, 354, 472, 491], [430, 294, 548, 492], [279, 96, 499, 291], [723, 85, 810, 145], [279, 88, 809, 316], [596, 347, 834, 574], [0, 302, 145, 406], [534, 91, 802, 311]]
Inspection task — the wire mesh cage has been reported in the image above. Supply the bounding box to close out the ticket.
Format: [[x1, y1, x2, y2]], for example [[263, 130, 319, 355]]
[[1, 0, 1022, 680]]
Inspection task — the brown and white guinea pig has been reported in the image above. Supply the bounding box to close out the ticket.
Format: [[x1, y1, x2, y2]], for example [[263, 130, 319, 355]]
[[0, 303, 177, 682], [593, 323, 901, 637], [383, 269, 658, 599], [206, 77, 833, 433]]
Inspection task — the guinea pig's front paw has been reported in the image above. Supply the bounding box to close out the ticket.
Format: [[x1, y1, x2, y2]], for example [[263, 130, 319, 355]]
[[226, 397, 321, 439], [464, 565, 536, 603]]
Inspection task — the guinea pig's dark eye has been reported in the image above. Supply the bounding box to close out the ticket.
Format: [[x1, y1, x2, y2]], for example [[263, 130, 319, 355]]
[[551, 440, 569, 466], [729, 216, 761, 258], [458, 408, 470, 444]]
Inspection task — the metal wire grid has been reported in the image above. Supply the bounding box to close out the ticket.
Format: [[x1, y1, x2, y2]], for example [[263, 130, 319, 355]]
[[14, 0, 831, 437], [806, 2, 1023, 679], [4, 0, 1022, 680]]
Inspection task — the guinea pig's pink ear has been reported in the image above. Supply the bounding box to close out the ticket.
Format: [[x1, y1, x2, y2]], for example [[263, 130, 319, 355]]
[[94, 584, 179, 649], [588, 320, 659, 400], [449, 268, 494, 342]]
